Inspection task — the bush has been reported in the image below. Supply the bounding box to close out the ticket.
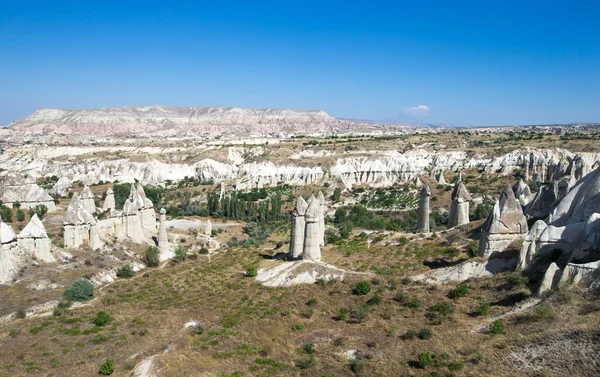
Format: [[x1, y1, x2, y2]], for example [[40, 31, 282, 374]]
[[99, 359, 115, 375], [350, 359, 365, 373], [465, 241, 478, 258], [448, 284, 469, 300], [350, 304, 370, 323], [63, 279, 94, 302], [16, 209, 25, 222], [173, 245, 187, 262], [393, 291, 420, 308], [245, 265, 258, 277], [302, 342, 315, 355], [533, 305, 555, 320], [418, 351, 433, 369], [53, 300, 72, 316], [353, 281, 372, 295], [476, 302, 491, 316], [417, 328, 433, 340], [366, 294, 382, 306], [116, 264, 135, 278], [144, 246, 160, 267], [490, 319, 505, 335], [14, 309, 26, 319], [337, 308, 349, 321], [199, 247, 209, 255], [295, 357, 315, 369], [93, 311, 112, 327]]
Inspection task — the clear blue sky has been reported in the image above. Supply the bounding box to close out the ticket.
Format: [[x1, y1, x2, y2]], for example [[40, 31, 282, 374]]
[[1, 1, 599, 126]]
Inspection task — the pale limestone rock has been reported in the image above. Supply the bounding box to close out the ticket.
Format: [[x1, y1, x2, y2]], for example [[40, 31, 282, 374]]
[[204, 219, 212, 237], [559, 261, 600, 286], [63, 193, 96, 248], [88, 224, 102, 250], [219, 182, 225, 201], [512, 179, 534, 206], [538, 262, 562, 296], [158, 208, 169, 254], [417, 184, 431, 233], [517, 220, 548, 270], [303, 195, 321, 261], [103, 187, 115, 211], [317, 191, 326, 246], [478, 186, 528, 258], [289, 196, 308, 259], [0, 172, 56, 212], [17, 214, 53, 262], [550, 166, 600, 226], [51, 177, 71, 196], [436, 170, 446, 185], [80, 185, 96, 214], [448, 181, 471, 228], [0, 221, 21, 284]]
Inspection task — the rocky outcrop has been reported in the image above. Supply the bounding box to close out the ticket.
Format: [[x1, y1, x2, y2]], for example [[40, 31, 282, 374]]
[[517, 220, 548, 270], [51, 177, 71, 196], [559, 261, 600, 286], [478, 186, 528, 258], [7, 106, 367, 137], [0, 172, 56, 211], [538, 262, 562, 296], [158, 208, 169, 255], [204, 220, 212, 237], [289, 196, 308, 259], [417, 185, 431, 233], [303, 196, 322, 261], [80, 185, 96, 214], [525, 181, 560, 219], [512, 179, 534, 206], [289, 195, 323, 261], [435, 170, 446, 185], [63, 193, 97, 248], [0, 220, 21, 284], [103, 187, 115, 211], [448, 181, 471, 228], [17, 214, 53, 262]]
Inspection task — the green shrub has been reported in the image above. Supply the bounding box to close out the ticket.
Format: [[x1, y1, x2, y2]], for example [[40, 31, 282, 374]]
[[417, 351, 433, 369], [63, 279, 94, 302], [93, 311, 112, 327], [53, 300, 72, 316], [350, 359, 365, 373], [490, 320, 505, 335], [144, 246, 160, 267], [448, 284, 469, 300], [302, 342, 315, 355], [533, 305, 555, 320], [417, 328, 433, 340], [506, 274, 528, 289], [99, 359, 115, 375], [199, 247, 209, 255], [14, 308, 26, 319], [353, 281, 372, 295], [465, 241, 478, 258], [350, 304, 370, 323], [366, 294, 382, 306], [404, 329, 418, 340], [295, 357, 315, 369], [291, 323, 304, 331], [116, 264, 135, 278], [173, 245, 187, 262], [16, 209, 25, 222], [393, 291, 420, 308], [245, 265, 258, 277], [476, 302, 491, 316], [337, 308, 349, 321]]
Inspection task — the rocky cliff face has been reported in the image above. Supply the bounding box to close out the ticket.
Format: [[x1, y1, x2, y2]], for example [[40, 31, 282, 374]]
[[4, 106, 371, 137]]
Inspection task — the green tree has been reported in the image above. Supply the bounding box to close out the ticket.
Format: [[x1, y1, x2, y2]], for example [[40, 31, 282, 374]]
[[16, 209, 25, 222], [144, 246, 160, 267], [63, 279, 94, 302], [173, 245, 187, 262], [333, 187, 342, 202]]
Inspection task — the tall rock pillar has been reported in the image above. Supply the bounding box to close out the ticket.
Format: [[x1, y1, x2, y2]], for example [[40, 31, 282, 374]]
[[158, 208, 169, 253], [289, 196, 308, 259], [448, 182, 471, 228], [303, 195, 321, 261], [103, 187, 116, 211], [317, 191, 326, 246], [417, 184, 431, 233]]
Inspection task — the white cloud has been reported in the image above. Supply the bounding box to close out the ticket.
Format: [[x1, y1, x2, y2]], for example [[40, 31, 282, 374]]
[[401, 105, 430, 117]]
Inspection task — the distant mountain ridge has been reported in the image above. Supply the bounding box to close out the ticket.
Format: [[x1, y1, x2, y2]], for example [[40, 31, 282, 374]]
[[4, 106, 379, 137]]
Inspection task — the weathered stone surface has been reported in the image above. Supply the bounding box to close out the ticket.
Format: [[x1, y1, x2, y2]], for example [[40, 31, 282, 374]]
[[517, 220, 548, 270], [80, 185, 96, 214], [417, 184, 431, 233], [17, 214, 53, 262], [0, 221, 21, 284], [0, 172, 56, 211], [103, 187, 115, 211], [88, 224, 102, 250], [435, 170, 446, 185], [51, 177, 71, 196], [479, 186, 528, 258], [513, 179, 534, 206], [317, 191, 326, 246], [63, 193, 96, 248], [303, 195, 321, 261], [448, 182, 471, 228], [550, 166, 600, 226], [158, 208, 169, 254], [289, 196, 308, 259], [538, 262, 562, 296], [204, 220, 212, 237], [559, 261, 600, 286], [526, 181, 559, 219]]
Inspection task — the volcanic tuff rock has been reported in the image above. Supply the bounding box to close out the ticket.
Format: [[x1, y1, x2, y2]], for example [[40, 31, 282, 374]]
[[0, 172, 56, 211], [5, 106, 368, 137], [63, 193, 96, 248], [80, 185, 96, 214], [0, 220, 21, 284], [17, 214, 53, 262], [289, 196, 308, 259], [448, 181, 471, 228], [103, 187, 115, 211], [417, 184, 431, 233], [478, 186, 528, 258]]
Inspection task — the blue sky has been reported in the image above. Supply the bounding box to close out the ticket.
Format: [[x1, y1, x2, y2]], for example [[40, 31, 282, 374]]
[[1, 1, 599, 126]]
